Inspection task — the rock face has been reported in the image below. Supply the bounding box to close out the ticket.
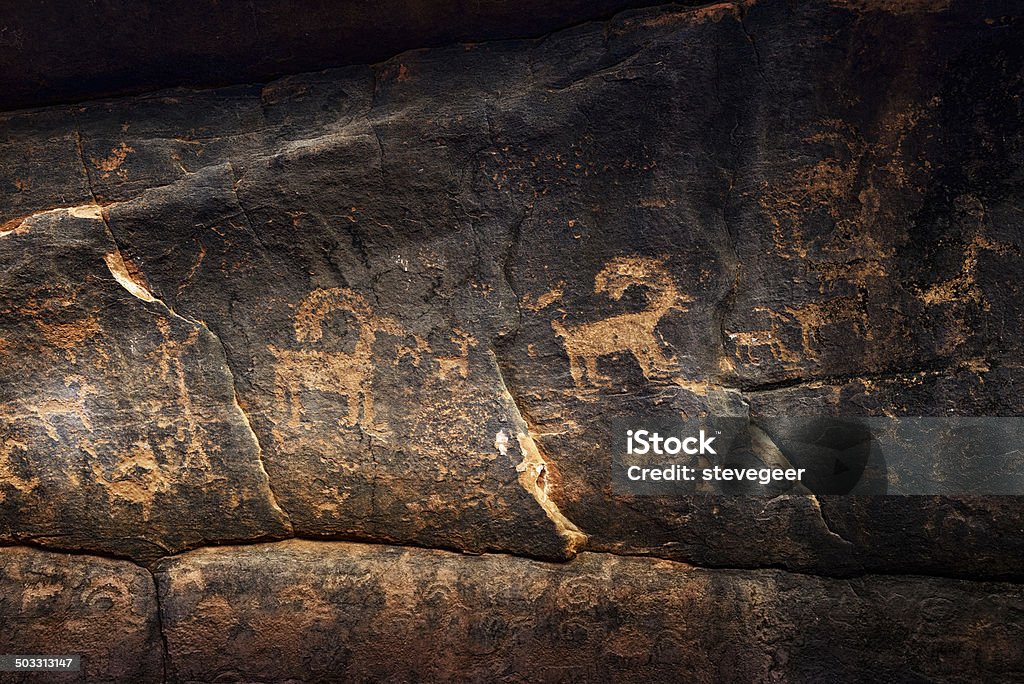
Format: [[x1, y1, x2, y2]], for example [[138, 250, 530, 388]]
[[0, 0, 702, 111], [155, 540, 1024, 683], [0, 0, 1022, 681], [0, 547, 163, 682], [0, 207, 291, 561]]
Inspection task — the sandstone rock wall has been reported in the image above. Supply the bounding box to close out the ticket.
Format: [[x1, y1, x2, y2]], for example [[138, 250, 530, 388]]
[[1, 0, 1022, 681]]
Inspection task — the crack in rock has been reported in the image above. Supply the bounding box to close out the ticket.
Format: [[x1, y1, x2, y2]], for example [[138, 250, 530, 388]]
[[98, 214, 295, 532], [491, 353, 588, 554], [103, 247, 158, 303], [808, 495, 854, 547], [513, 430, 588, 554]]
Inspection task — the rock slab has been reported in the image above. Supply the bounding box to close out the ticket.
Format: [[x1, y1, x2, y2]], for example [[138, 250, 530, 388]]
[[156, 540, 1024, 683]]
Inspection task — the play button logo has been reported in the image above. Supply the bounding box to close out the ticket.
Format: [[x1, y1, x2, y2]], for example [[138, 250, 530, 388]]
[[754, 418, 888, 495]]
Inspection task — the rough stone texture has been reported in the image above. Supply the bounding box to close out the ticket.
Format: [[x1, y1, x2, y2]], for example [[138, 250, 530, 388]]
[[2, 0, 1011, 574], [0, 1, 703, 112], [0, 207, 290, 561], [156, 540, 1024, 683], [0, 0, 1023, 680], [0, 546, 163, 682]]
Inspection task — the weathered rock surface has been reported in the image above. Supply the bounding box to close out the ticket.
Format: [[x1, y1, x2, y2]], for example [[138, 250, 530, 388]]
[[0, 0, 1021, 575], [0, 0, 1022, 679], [0, 546, 163, 682], [0, 0, 702, 111], [155, 540, 1024, 683], [0, 207, 290, 561], [100, 162, 578, 560]]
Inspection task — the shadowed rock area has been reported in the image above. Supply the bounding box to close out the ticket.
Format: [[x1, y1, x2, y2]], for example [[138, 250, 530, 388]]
[[0, 0, 1022, 680], [0, 0, 707, 111]]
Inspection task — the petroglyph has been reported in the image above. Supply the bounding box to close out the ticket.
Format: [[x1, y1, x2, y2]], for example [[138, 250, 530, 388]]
[[271, 288, 473, 430], [759, 111, 932, 283], [552, 256, 690, 388], [151, 318, 213, 471], [766, 295, 872, 362], [523, 282, 565, 312], [90, 142, 135, 180], [729, 330, 788, 364], [918, 198, 1011, 311], [436, 328, 473, 380], [271, 288, 404, 429], [728, 306, 802, 367], [90, 441, 172, 521], [728, 293, 873, 367]]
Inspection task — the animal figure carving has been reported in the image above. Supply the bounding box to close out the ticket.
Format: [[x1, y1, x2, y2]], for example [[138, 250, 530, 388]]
[[269, 288, 417, 428], [729, 329, 795, 365], [436, 328, 473, 380], [729, 295, 872, 367], [551, 256, 690, 388], [727, 306, 800, 366], [772, 295, 871, 360]]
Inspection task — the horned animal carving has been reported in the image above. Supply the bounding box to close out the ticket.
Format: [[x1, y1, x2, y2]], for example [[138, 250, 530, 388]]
[[728, 306, 800, 366], [269, 288, 418, 428], [727, 295, 871, 366], [551, 256, 690, 388]]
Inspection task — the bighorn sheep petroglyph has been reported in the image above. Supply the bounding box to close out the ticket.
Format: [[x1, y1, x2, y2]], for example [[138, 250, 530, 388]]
[[269, 288, 421, 427], [551, 256, 690, 388]]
